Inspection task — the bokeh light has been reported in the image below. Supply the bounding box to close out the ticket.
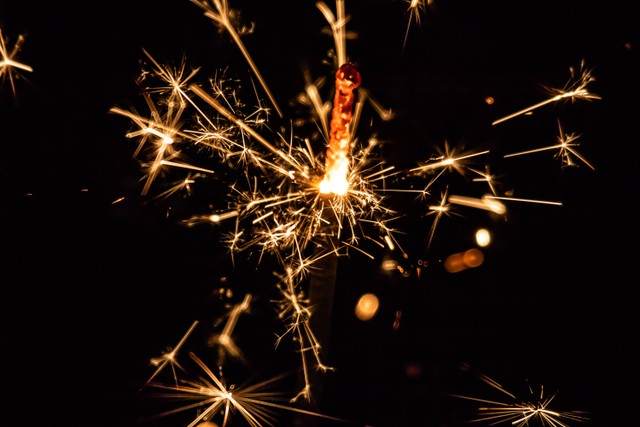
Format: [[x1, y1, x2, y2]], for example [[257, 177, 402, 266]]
[[354, 293, 380, 321]]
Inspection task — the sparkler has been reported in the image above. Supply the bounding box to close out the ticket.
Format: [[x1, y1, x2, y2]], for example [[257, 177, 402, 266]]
[[109, 0, 601, 424]]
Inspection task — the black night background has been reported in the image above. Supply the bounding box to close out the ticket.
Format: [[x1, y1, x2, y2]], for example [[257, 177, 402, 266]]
[[1, 1, 638, 426]]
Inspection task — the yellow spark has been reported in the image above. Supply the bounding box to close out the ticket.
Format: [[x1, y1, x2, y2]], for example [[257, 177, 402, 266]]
[[454, 371, 589, 427], [411, 141, 490, 176], [147, 351, 347, 427], [403, 0, 433, 48], [426, 187, 457, 248], [493, 60, 601, 125], [485, 195, 563, 206], [190, 0, 283, 118], [143, 320, 199, 389], [272, 268, 335, 403], [0, 29, 33, 96], [316, 0, 350, 69], [470, 165, 499, 195], [504, 120, 595, 170], [189, 83, 303, 173], [209, 293, 252, 363]]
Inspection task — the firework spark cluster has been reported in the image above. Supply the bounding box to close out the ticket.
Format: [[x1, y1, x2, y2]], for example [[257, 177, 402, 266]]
[[0, 28, 32, 96], [103, 0, 600, 425]]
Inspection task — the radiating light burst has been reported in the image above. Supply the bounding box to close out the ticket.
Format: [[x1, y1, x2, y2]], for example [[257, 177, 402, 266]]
[[140, 310, 349, 427], [146, 350, 347, 427], [402, 0, 433, 48], [0, 28, 33, 96], [454, 372, 589, 427], [492, 60, 600, 126], [504, 120, 595, 170], [111, 0, 601, 420]]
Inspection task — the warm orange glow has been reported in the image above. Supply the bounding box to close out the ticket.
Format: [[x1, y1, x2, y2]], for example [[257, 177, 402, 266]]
[[355, 293, 380, 321], [463, 248, 484, 268], [381, 259, 398, 271], [444, 248, 484, 273], [444, 252, 465, 273]]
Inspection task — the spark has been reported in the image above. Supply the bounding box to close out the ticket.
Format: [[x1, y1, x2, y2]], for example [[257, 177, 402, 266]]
[[272, 268, 334, 403], [189, 84, 304, 173], [143, 320, 200, 389], [0, 28, 33, 96], [316, 0, 350, 69], [410, 141, 490, 177], [485, 195, 563, 206], [403, 0, 433, 49], [504, 120, 595, 170], [425, 187, 455, 248], [469, 165, 499, 196], [492, 60, 601, 125], [208, 293, 252, 364], [147, 351, 347, 427], [191, 0, 283, 118], [454, 373, 589, 427]]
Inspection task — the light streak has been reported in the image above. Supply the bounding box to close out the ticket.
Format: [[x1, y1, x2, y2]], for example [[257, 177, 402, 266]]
[[403, 0, 432, 48], [448, 194, 507, 215], [190, 0, 283, 118], [316, 0, 349, 69], [492, 60, 601, 125], [454, 372, 589, 427], [208, 293, 252, 363], [410, 142, 490, 177], [272, 268, 333, 403], [425, 187, 456, 248], [504, 120, 595, 170], [484, 195, 563, 207], [0, 28, 33, 96], [147, 351, 347, 427], [144, 320, 200, 389], [469, 165, 499, 196]]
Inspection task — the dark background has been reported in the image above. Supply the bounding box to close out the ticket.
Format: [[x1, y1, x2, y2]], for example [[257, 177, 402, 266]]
[[1, 1, 638, 426]]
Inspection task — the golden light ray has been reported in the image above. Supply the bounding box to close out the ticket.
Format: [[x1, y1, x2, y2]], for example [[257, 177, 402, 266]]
[[402, 0, 433, 48], [454, 372, 589, 427], [143, 320, 200, 389], [316, 0, 350, 69], [410, 141, 490, 177], [190, 0, 283, 118], [504, 120, 595, 170], [448, 194, 507, 215], [209, 293, 252, 363], [272, 267, 335, 403], [0, 28, 33, 96], [493, 60, 601, 126], [147, 351, 349, 427]]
